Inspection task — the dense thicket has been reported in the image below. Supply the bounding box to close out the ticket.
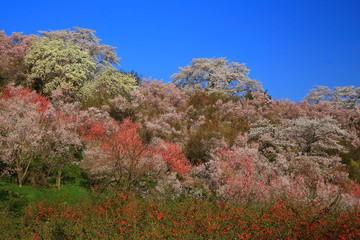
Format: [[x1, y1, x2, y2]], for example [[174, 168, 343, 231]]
[[1, 28, 360, 211]]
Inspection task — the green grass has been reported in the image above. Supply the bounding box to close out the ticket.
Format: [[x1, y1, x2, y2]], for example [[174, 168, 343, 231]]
[[0, 182, 92, 205], [0, 182, 93, 238]]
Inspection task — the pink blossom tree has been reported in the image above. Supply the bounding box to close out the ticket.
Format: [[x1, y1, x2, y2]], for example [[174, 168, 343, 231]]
[[0, 86, 83, 187], [0, 86, 48, 186], [0, 31, 38, 85], [81, 117, 191, 192]]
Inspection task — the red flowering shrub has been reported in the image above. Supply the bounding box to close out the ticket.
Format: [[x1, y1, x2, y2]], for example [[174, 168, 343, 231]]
[[156, 143, 190, 176], [80, 117, 191, 192], [0, 86, 49, 112]]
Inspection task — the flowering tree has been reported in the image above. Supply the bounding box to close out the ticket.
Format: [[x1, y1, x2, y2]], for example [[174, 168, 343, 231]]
[[110, 79, 189, 140], [0, 31, 38, 85], [0, 87, 48, 186], [192, 146, 275, 203], [303, 86, 332, 104], [81, 115, 191, 192], [304, 85, 360, 108], [25, 37, 96, 94], [0, 86, 83, 187], [80, 66, 138, 108], [282, 117, 348, 156], [192, 145, 360, 207], [39, 27, 120, 68], [249, 117, 348, 162], [155, 142, 190, 177], [172, 58, 263, 96], [332, 86, 360, 108], [41, 105, 82, 189]]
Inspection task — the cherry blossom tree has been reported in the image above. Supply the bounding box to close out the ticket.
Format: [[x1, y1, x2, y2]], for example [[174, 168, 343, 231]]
[[172, 58, 263, 96], [303, 86, 332, 104], [0, 31, 38, 86], [109, 79, 189, 140], [304, 85, 360, 108], [0, 86, 83, 187], [249, 117, 348, 161], [41, 105, 82, 189], [0, 87, 48, 186]]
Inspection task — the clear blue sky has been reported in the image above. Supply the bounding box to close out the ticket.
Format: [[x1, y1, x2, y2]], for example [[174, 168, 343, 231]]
[[1, 0, 359, 101]]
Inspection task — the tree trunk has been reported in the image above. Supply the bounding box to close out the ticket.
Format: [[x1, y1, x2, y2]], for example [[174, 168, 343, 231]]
[[16, 156, 32, 187], [17, 171, 23, 187], [56, 169, 62, 189], [17, 171, 30, 187]]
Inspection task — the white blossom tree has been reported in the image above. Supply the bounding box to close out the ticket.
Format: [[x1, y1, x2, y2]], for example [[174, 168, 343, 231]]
[[304, 85, 360, 108], [303, 86, 332, 104], [171, 58, 263, 96], [249, 117, 348, 165]]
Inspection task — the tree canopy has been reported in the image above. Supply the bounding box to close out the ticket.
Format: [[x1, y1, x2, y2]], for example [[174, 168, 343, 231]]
[[39, 27, 120, 69], [26, 37, 96, 94], [171, 57, 263, 96], [304, 85, 360, 108], [0, 31, 38, 86], [80, 66, 138, 108]]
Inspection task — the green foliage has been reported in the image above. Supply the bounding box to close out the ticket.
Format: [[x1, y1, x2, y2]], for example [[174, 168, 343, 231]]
[[184, 123, 218, 164], [127, 69, 143, 86], [0, 182, 91, 205], [341, 145, 360, 164], [187, 91, 218, 117], [39, 27, 120, 68], [183, 92, 248, 164], [79, 66, 137, 108], [28, 156, 52, 187], [26, 37, 96, 94], [349, 160, 360, 183], [0, 185, 28, 216], [0, 71, 6, 87], [60, 165, 91, 187]]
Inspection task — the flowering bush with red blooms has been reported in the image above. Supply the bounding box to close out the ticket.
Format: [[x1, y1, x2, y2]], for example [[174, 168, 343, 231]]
[[4, 193, 357, 239], [215, 148, 273, 204], [80, 118, 153, 188], [0, 86, 49, 112], [80, 117, 190, 192], [156, 142, 191, 176]]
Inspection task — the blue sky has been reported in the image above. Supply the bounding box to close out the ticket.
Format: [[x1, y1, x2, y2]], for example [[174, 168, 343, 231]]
[[1, 0, 359, 101]]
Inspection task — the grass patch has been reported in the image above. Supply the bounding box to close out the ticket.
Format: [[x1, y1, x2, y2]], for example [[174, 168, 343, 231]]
[[0, 182, 91, 205]]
